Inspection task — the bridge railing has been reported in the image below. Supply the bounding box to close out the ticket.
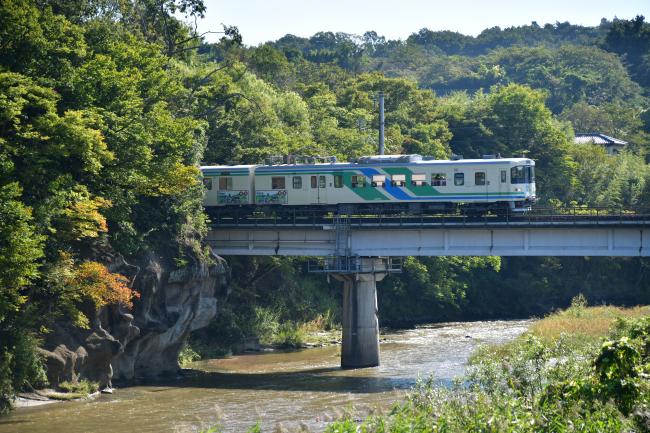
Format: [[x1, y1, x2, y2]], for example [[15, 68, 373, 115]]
[[307, 256, 403, 274], [208, 206, 650, 229]]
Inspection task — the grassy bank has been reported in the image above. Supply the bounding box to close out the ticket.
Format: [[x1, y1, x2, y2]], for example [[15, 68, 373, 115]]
[[471, 295, 650, 363], [324, 297, 650, 433], [527, 296, 650, 343]]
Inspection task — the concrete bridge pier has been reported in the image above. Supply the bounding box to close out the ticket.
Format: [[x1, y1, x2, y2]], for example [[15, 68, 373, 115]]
[[333, 258, 387, 369]]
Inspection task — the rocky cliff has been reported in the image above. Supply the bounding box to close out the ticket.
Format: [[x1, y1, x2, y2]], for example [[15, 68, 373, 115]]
[[39, 251, 229, 389]]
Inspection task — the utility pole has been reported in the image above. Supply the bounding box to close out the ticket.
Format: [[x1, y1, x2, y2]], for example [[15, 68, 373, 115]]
[[378, 91, 385, 155]]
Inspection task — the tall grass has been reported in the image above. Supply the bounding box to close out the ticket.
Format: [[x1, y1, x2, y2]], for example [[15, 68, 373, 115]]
[[529, 295, 650, 343], [472, 296, 650, 363]]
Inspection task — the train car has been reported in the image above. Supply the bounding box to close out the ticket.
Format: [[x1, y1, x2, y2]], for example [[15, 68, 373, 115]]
[[201, 164, 255, 207], [201, 154, 536, 214]]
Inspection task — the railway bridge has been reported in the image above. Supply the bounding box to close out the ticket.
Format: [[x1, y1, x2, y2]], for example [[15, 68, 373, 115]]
[[206, 209, 650, 369]]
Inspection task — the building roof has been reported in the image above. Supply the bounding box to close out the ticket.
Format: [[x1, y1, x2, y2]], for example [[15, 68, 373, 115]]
[[574, 133, 628, 146]]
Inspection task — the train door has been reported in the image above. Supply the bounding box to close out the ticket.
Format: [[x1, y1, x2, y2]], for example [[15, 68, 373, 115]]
[[498, 168, 507, 198], [309, 175, 327, 204], [309, 175, 318, 204], [318, 174, 327, 204], [474, 170, 488, 201]]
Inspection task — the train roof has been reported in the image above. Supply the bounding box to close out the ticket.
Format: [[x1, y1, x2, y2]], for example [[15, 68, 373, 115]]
[[200, 165, 255, 171], [200, 157, 534, 173], [254, 157, 533, 171]]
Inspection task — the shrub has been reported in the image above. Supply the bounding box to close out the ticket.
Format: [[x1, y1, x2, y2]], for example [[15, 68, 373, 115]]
[[179, 344, 201, 367], [273, 322, 305, 348], [58, 380, 99, 395]]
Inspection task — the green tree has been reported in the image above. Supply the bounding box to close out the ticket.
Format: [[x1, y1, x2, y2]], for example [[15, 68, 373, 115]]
[[0, 183, 45, 413], [603, 15, 650, 88]]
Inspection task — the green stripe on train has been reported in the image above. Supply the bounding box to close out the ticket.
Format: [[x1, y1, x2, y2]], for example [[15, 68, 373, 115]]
[[342, 171, 389, 201]]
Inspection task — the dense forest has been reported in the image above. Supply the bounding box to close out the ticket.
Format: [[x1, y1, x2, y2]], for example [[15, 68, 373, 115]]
[[1, 0, 650, 412]]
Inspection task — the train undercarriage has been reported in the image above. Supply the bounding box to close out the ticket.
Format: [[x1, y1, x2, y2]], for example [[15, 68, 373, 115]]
[[205, 200, 534, 221]]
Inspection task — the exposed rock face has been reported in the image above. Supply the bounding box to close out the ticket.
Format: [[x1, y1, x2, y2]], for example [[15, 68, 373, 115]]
[[38, 344, 86, 388], [112, 252, 228, 381], [40, 250, 228, 388]]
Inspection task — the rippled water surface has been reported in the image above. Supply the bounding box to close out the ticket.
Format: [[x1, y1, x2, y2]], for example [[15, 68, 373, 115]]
[[0, 320, 531, 433]]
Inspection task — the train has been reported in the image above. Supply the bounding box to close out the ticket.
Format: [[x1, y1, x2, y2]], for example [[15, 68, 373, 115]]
[[201, 154, 536, 215]]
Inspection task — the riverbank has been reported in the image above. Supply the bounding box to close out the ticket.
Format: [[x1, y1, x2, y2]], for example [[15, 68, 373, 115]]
[[11, 380, 104, 409], [324, 298, 650, 433]]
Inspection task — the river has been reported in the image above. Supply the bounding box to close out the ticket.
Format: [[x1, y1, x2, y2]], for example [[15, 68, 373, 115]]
[[0, 320, 530, 433]]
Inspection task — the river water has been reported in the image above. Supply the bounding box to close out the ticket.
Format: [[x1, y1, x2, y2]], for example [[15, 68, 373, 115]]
[[1, 320, 530, 433]]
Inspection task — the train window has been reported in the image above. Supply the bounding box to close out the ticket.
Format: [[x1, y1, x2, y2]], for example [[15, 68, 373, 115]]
[[501, 170, 507, 183], [432, 173, 447, 186], [391, 174, 406, 186], [412, 174, 426, 186], [292, 176, 302, 189], [311, 176, 317, 188], [271, 176, 285, 189], [351, 175, 365, 188], [475, 172, 486, 186], [510, 166, 526, 184], [334, 174, 343, 188], [371, 175, 385, 187], [218, 177, 232, 191], [319, 175, 326, 188], [203, 178, 213, 190], [454, 173, 464, 186], [511, 166, 534, 184]]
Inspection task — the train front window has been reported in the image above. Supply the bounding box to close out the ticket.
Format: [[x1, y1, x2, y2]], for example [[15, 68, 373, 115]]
[[454, 173, 464, 186], [351, 175, 365, 188], [432, 173, 447, 186], [292, 176, 302, 189], [511, 166, 534, 184], [412, 174, 426, 186], [272, 176, 285, 189], [511, 166, 525, 183], [475, 172, 486, 186], [203, 178, 213, 190], [218, 177, 232, 191], [334, 174, 343, 188]]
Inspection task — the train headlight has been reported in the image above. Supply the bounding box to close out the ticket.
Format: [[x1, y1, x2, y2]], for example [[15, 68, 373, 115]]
[[515, 188, 521, 192]]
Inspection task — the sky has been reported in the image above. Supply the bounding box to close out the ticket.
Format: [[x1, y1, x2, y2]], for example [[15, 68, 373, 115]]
[[189, 0, 650, 46]]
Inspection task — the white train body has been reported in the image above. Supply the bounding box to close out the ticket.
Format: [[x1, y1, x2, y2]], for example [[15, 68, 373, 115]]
[[201, 155, 536, 213]]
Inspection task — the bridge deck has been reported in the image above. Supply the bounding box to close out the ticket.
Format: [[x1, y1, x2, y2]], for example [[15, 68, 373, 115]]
[[207, 212, 649, 258]]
